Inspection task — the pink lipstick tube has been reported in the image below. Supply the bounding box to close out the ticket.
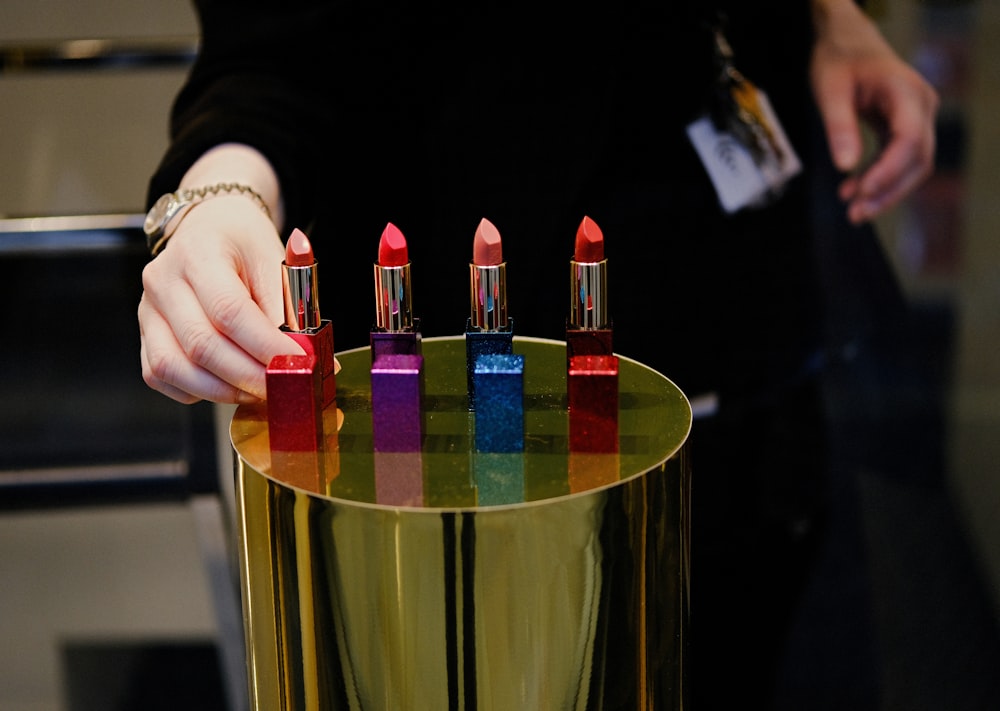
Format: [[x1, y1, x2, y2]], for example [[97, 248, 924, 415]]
[[470, 261, 508, 331], [466, 218, 514, 410]]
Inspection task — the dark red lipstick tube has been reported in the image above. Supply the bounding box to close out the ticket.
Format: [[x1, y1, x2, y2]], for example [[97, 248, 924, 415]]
[[266, 354, 322, 450], [567, 354, 620, 454], [567, 215, 613, 360]]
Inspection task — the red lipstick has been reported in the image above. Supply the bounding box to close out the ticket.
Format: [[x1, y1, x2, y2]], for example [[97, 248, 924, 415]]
[[465, 217, 514, 410], [371, 221, 420, 359], [567, 215, 612, 360], [279, 227, 336, 408], [370, 223, 425, 452]]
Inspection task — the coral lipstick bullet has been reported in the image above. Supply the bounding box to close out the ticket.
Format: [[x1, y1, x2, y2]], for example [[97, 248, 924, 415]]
[[279, 227, 336, 408]]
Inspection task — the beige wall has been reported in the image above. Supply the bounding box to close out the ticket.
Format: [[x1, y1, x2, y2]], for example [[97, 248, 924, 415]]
[[2, 6, 207, 711], [0, 1, 197, 217]]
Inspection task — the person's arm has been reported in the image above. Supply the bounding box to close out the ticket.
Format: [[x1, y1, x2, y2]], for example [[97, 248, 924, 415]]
[[139, 0, 334, 404], [809, 0, 939, 224]]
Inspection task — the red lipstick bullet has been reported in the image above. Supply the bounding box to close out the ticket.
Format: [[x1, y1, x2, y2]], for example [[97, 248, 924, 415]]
[[371, 221, 420, 359], [567, 215, 613, 360]]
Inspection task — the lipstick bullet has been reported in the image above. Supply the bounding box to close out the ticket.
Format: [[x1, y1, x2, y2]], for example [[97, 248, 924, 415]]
[[371, 221, 421, 360], [280, 228, 336, 408], [567, 215, 613, 361], [466, 217, 514, 410]]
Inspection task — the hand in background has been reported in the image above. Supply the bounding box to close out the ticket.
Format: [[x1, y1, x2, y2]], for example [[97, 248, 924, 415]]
[[810, 0, 940, 224], [138, 144, 302, 404]]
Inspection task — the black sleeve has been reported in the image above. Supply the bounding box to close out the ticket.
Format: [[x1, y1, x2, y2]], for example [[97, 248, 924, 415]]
[[146, 0, 335, 234]]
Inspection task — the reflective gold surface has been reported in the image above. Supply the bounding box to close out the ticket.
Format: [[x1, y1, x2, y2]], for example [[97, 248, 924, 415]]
[[232, 336, 691, 709]]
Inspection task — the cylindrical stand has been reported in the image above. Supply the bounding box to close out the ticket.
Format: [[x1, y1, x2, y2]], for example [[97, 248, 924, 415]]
[[231, 337, 691, 710]]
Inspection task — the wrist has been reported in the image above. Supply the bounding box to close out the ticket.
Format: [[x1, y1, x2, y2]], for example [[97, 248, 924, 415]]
[[179, 143, 285, 230], [144, 182, 276, 256]]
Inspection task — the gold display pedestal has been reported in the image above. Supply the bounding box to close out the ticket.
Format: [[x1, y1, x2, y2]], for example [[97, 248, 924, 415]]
[[230, 336, 691, 710]]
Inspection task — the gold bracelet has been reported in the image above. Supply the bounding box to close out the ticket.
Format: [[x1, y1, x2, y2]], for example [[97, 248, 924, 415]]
[[144, 182, 274, 256]]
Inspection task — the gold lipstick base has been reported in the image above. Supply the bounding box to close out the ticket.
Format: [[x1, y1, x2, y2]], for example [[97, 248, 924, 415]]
[[231, 336, 692, 710]]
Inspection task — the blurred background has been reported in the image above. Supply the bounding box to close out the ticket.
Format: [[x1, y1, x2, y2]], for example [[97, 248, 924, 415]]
[[1, 1, 998, 709]]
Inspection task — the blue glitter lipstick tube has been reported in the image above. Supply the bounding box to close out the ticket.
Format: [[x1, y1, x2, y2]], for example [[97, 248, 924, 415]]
[[473, 353, 525, 453]]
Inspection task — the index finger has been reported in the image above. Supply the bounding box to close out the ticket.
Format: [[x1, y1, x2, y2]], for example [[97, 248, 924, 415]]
[[189, 259, 305, 366]]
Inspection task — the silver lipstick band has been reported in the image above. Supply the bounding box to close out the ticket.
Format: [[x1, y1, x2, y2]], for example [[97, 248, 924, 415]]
[[570, 260, 608, 329], [374, 263, 413, 331], [470, 263, 507, 331], [282, 263, 321, 331]]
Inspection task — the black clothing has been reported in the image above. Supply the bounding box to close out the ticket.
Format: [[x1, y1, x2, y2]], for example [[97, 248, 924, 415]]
[[149, 1, 821, 400], [148, 2, 896, 707]]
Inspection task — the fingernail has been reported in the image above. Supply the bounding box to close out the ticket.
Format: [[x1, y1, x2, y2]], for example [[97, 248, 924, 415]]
[[237, 390, 263, 405]]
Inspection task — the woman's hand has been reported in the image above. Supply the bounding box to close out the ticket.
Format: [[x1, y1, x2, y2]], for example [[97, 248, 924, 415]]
[[137, 143, 303, 404], [810, 0, 939, 224], [139, 197, 304, 404]]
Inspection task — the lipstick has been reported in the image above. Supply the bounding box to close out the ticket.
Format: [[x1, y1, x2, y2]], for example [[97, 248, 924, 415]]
[[469, 217, 507, 331], [371, 221, 420, 360], [280, 227, 336, 408], [566, 215, 613, 360], [466, 217, 514, 410]]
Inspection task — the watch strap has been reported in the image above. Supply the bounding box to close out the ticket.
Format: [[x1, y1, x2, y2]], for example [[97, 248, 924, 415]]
[[147, 182, 274, 256]]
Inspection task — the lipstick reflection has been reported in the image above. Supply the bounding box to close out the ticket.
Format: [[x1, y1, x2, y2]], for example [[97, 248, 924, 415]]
[[474, 452, 525, 506], [374, 451, 424, 507]]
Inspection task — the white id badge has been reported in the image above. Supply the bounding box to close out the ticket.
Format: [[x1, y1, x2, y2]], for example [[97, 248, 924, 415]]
[[686, 88, 802, 214]]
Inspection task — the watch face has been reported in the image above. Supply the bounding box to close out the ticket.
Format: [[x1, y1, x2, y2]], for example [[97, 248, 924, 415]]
[[144, 193, 176, 236]]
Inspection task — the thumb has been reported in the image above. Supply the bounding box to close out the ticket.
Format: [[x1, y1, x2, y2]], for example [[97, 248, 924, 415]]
[[252, 256, 288, 330]]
